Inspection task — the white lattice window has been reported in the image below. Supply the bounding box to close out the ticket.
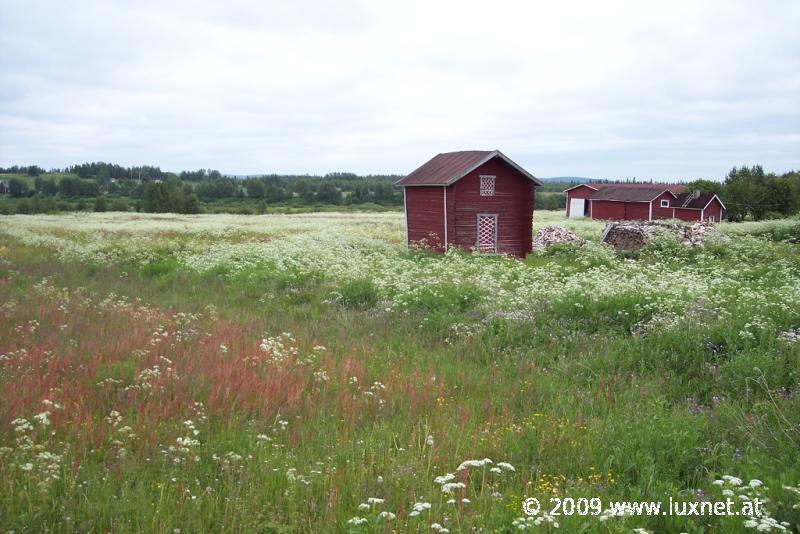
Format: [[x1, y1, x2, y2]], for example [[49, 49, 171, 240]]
[[477, 214, 497, 253], [480, 175, 495, 196], [661, 199, 669, 208]]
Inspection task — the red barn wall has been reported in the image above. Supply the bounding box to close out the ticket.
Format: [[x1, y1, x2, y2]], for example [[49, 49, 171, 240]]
[[590, 200, 650, 221], [450, 158, 534, 256], [405, 186, 446, 250], [590, 200, 625, 220], [626, 202, 650, 220], [565, 185, 596, 217], [703, 199, 723, 222], [652, 191, 676, 219], [673, 208, 701, 221]]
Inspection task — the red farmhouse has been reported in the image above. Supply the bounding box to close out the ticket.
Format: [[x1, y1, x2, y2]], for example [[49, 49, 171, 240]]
[[396, 150, 541, 256], [565, 183, 725, 222]]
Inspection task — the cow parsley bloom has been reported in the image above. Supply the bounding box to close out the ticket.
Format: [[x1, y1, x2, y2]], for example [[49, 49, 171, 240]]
[[409, 502, 431, 516], [441, 482, 466, 494], [457, 458, 492, 471], [33, 411, 50, 426], [434, 473, 455, 484]]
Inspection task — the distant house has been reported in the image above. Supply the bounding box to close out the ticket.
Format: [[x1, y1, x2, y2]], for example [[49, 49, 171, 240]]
[[671, 191, 726, 222], [565, 183, 725, 222], [396, 150, 542, 256]]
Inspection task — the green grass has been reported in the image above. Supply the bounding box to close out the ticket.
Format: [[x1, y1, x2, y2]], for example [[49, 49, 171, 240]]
[[0, 212, 798, 532]]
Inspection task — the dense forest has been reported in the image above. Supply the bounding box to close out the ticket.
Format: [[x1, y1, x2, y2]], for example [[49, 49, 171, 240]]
[[0, 163, 404, 215], [0, 162, 798, 220]]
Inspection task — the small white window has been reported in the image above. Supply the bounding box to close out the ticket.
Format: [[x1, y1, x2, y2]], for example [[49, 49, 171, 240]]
[[660, 199, 669, 208], [480, 175, 495, 196]]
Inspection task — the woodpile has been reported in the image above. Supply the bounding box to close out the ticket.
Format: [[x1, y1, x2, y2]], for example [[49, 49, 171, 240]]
[[532, 225, 586, 249], [682, 222, 715, 246], [601, 221, 715, 251]]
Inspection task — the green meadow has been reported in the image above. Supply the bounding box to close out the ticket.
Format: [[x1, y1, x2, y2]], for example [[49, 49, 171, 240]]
[[1, 211, 798, 532]]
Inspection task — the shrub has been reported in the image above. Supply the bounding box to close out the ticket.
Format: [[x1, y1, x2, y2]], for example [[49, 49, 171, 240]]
[[93, 195, 107, 212], [338, 278, 379, 309], [110, 198, 129, 212], [400, 283, 483, 314], [139, 259, 180, 277]]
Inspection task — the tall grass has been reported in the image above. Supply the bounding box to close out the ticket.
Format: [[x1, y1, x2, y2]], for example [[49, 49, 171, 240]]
[[1, 212, 798, 532]]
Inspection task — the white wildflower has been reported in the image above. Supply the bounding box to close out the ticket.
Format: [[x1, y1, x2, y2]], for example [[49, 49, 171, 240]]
[[441, 482, 466, 493], [457, 458, 492, 471], [434, 473, 455, 484]]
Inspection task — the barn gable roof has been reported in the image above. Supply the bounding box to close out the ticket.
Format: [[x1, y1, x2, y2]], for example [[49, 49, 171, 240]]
[[674, 192, 726, 210], [563, 183, 599, 192], [565, 183, 685, 194], [396, 150, 541, 187], [589, 186, 678, 202]]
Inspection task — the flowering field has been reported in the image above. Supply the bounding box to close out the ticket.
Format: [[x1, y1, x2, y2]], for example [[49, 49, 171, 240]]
[[1, 211, 799, 532]]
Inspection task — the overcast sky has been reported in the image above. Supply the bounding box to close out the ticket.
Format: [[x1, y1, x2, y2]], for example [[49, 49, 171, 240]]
[[1, 0, 798, 180]]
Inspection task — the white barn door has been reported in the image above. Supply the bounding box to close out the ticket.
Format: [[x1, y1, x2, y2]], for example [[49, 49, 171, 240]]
[[569, 198, 585, 218]]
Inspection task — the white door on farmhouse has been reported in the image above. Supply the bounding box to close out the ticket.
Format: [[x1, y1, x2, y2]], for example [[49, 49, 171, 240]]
[[569, 198, 585, 218], [477, 214, 497, 253]]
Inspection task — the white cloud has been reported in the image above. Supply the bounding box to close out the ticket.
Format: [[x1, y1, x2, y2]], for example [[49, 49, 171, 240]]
[[0, 0, 798, 179]]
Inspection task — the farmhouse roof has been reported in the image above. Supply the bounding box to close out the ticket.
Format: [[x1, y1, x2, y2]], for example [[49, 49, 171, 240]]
[[565, 183, 685, 194], [589, 186, 678, 202], [396, 150, 541, 187], [674, 192, 726, 210]]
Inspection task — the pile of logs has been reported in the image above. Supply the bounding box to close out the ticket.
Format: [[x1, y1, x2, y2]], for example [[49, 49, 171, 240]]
[[532, 226, 586, 249], [601, 221, 716, 251]]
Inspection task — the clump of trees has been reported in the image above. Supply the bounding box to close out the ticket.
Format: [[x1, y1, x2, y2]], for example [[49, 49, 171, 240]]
[[685, 166, 800, 222], [142, 182, 200, 214]]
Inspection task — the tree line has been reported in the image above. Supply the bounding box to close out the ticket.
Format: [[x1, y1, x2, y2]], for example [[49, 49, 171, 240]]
[[0, 162, 405, 214], [685, 166, 800, 221], [2, 162, 797, 220]]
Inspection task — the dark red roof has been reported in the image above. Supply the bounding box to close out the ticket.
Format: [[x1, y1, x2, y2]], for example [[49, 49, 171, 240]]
[[674, 192, 723, 209], [566, 183, 685, 194], [589, 186, 677, 202], [396, 150, 541, 186], [597, 183, 684, 194]]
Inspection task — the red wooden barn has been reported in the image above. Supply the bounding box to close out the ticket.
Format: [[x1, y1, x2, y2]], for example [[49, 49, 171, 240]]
[[565, 183, 725, 222], [396, 150, 541, 256]]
